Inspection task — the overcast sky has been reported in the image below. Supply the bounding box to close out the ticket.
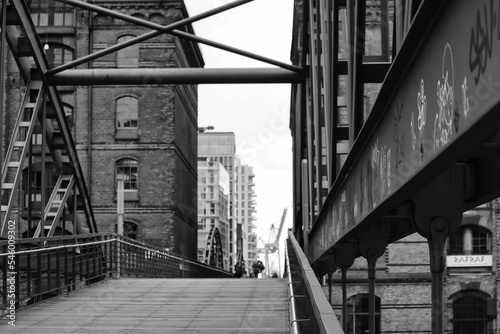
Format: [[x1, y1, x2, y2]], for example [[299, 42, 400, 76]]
[[184, 0, 294, 267]]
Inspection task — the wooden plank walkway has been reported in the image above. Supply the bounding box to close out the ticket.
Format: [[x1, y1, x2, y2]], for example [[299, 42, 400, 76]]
[[1, 278, 290, 333]]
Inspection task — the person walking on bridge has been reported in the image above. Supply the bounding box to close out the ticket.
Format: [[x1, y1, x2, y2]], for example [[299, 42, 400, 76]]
[[252, 260, 264, 278]]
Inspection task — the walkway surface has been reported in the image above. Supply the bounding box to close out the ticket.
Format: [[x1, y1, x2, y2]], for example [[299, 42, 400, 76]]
[[1, 278, 290, 333]]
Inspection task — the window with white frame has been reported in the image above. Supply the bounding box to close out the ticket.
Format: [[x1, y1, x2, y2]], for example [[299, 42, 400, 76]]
[[448, 225, 491, 255], [116, 96, 138, 129], [116, 158, 138, 201], [115, 96, 139, 140]]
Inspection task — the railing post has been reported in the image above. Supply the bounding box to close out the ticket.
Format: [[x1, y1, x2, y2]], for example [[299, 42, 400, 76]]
[[116, 175, 124, 277]]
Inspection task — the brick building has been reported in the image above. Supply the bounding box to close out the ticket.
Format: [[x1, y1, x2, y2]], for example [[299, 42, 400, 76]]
[[326, 201, 499, 333], [6, 0, 202, 259]]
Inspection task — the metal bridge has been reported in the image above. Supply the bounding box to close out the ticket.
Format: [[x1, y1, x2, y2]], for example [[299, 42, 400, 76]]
[[1, 0, 500, 333]]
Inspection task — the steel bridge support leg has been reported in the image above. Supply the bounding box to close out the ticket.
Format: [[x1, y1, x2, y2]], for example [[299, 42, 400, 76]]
[[335, 241, 357, 332], [428, 217, 449, 334], [358, 227, 387, 334], [315, 252, 337, 302], [366, 247, 380, 334], [411, 166, 465, 334]]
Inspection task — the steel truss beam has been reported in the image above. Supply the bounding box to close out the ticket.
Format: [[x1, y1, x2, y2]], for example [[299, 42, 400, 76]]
[[46, 68, 304, 86], [5, 0, 98, 235], [48, 0, 302, 76], [309, 0, 500, 261]]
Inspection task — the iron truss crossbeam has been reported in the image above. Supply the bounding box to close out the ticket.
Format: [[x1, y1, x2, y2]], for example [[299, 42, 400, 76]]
[[7, 0, 98, 234], [47, 0, 302, 76], [46, 68, 304, 85], [309, 0, 500, 262]]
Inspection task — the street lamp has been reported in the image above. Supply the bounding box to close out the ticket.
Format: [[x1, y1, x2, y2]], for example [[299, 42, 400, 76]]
[[198, 126, 214, 133]]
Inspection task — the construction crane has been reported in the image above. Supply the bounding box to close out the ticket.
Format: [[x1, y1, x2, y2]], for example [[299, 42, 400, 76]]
[[257, 207, 287, 278]]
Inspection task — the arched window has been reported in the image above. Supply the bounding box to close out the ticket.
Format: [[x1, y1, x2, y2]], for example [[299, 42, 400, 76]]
[[347, 293, 380, 334], [116, 96, 138, 140], [116, 158, 138, 201], [116, 96, 138, 129], [448, 225, 491, 255], [115, 221, 138, 240], [451, 290, 492, 334], [117, 35, 139, 67]]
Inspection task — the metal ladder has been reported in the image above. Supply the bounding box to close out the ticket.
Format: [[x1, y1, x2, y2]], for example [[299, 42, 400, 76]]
[[0, 79, 44, 236], [32, 173, 76, 238]]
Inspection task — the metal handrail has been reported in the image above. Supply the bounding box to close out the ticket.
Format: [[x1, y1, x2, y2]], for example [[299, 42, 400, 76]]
[[1, 232, 233, 313], [286, 231, 344, 334], [285, 242, 300, 334]]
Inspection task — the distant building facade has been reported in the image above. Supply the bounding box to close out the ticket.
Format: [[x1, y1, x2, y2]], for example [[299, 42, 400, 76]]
[[234, 162, 258, 272], [197, 159, 230, 269], [198, 132, 237, 267], [326, 201, 499, 333], [197, 132, 258, 273], [5, 0, 202, 259]]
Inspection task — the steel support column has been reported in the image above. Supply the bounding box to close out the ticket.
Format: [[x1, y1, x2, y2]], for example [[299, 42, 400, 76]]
[[315, 253, 337, 303], [335, 241, 357, 332], [412, 167, 465, 334], [358, 225, 387, 334], [428, 217, 449, 334]]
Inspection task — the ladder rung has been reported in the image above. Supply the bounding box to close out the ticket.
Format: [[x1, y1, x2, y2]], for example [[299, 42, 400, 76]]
[[13, 141, 25, 147], [1, 206, 7, 212], [3, 183, 14, 189], [24, 102, 36, 109], [7, 161, 20, 168], [30, 81, 42, 89], [19, 121, 31, 127]]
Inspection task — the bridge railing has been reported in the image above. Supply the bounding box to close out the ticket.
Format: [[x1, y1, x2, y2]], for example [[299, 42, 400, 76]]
[[285, 231, 344, 334], [0, 233, 232, 313]]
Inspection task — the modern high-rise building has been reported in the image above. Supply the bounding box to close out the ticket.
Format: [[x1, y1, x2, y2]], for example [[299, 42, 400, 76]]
[[197, 132, 258, 273], [234, 161, 258, 271], [197, 159, 230, 270], [198, 132, 237, 267], [5, 0, 202, 259]]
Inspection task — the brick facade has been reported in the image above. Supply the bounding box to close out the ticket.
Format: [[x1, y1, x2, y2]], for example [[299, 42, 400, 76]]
[[325, 203, 499, 333], [6, 0, 202, 260]]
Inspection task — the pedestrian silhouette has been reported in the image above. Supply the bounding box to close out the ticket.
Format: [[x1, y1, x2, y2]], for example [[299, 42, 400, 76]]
[[252, 260, 265, 278]]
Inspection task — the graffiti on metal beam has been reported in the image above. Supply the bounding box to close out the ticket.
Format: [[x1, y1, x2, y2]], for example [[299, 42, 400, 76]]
[[311, 0, 500, 261], [434, 43, 456, 153], [469, 0, 498, 85], [411, 79, 427, 164], [393, 101, 406, 173]]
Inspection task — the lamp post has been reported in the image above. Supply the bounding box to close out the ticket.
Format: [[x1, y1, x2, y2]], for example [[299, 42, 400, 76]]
[[198, 125, 214, 133], [117, 174, 124, 235], [116, 174, 124, 277]]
